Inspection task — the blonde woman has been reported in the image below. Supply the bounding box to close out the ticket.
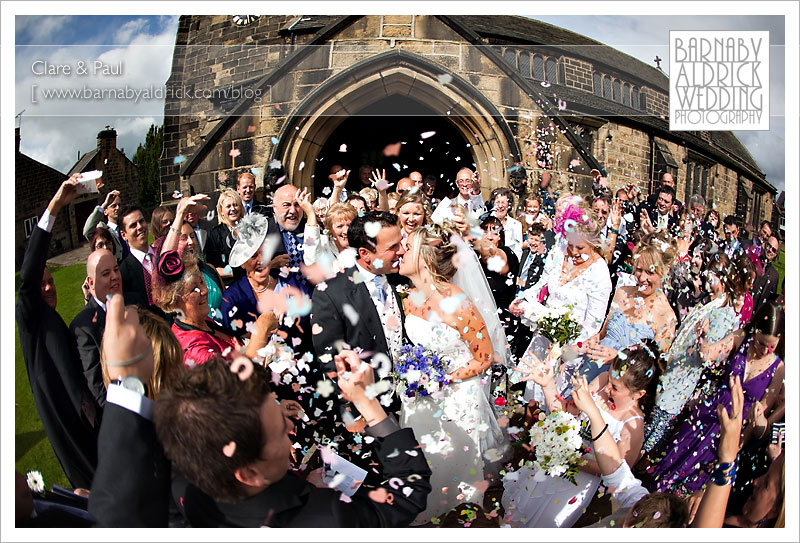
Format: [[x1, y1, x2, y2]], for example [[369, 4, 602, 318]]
[[394, 191, 428, 238], [398, 223, 507, 525], [204, 188, 244, 285], [298, 194, 358, 278]]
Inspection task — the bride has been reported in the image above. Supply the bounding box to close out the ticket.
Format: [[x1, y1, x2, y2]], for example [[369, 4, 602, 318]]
[[398, 223, 507, 524]]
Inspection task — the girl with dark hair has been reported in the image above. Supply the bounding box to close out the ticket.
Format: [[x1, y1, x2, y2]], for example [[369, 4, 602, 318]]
[[651, 301, 784, 497], [503, 341, 659, 528], [90, 226, 120, 262]]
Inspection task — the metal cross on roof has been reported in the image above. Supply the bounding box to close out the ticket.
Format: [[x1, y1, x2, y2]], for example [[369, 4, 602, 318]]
[[654, 56, 663, 70]]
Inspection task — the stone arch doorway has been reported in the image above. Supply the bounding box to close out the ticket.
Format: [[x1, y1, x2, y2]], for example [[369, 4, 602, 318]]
[[312, 94, 473, 199], [272, 49, 521, 200]]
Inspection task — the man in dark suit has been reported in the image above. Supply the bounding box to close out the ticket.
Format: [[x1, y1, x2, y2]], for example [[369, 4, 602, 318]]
[[16, 176, 100, 490], [155, 353, 431, 527], [88, 294, 170, 527], [69, 249, 121, 408], [118, 206, 153, 309], [237, 171, 272, 217], [646, 172, 684, 218], [751, 235, 780, 315], [634, 184, 680, 236], [267, 184, 314, 298], [311, 212, 407, 420]]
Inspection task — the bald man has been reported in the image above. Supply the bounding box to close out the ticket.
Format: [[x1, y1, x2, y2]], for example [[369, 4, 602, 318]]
[[396, 177, 415, 194], [430, 167, 486, 224], [70, 249, 122, 408], [409, 171, 423, 186], [267, 185, 312, 297]]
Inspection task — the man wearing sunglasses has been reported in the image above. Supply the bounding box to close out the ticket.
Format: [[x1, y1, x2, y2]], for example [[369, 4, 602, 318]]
[[751, 234, 781, 315]]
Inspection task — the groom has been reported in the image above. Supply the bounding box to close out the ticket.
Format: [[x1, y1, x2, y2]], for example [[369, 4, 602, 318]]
[[311, 211, 407, 427]]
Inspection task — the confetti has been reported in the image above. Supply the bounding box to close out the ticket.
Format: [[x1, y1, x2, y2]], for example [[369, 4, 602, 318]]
[[229, 148, 241, 158], [439, 294, 466, 314], [486, 255, 505, 273], [316, 380, 335, 398], [342, 303, 359, 325], [420, 131, 436, 139], [248, 125, 257, 133], [437, 73, 453, 85], [173, 155, 186, 165], [339, 144, 348, 153], [271, 136, 280, 144], [299, 161, 305, 171], [364, 221, 382, 238], [222, 441, 237, 457]]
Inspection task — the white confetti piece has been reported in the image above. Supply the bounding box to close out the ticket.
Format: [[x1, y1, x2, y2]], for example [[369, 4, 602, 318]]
[[342, 303, 359, 325], [420, 130, 436, 139], [486, 255, 505, 272], [439, 294, 466, 314], [364, 221, 381, 238], [339, 143, 347, 152], [316, 380, 335, 398], [299, 161, 305, 171], [437, 73, 453, 85]]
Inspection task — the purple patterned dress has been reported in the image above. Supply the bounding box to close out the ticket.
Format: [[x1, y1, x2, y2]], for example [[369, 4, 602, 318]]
[[651, 334, 782, 495]]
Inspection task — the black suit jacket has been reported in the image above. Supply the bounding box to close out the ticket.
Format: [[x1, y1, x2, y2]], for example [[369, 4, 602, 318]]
[[174, 425, 431, 527], [89, 402, 170, 527], [15, 226, 100, 489], [633, 201, 680, 236], [311, 266, 407, 374], [69, 298, 108, 408], [518, 248, 547, 289], [119, 252, 149, 309], [751, 262, 779, 315]]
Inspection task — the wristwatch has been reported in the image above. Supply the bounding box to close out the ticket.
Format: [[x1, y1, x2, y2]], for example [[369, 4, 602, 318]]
[[115, 376, 147, 397]]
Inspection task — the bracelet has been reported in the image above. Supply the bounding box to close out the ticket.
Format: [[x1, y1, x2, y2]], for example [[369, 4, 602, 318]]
[[105, 344, 153, 367], [592, 423, 609, 441], [608, 227, 619, 235], [710, 461, 737, 486]]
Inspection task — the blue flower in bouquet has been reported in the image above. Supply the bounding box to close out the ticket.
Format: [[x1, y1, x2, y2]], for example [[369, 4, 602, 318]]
[[394, 343, 450, 398]]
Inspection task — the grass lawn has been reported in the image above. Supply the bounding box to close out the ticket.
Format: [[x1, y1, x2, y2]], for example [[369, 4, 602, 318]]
[[15, 262, 89, 489]]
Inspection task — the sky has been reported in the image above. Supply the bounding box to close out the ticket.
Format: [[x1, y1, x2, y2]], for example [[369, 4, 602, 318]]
[[12, 13, 787, 194]]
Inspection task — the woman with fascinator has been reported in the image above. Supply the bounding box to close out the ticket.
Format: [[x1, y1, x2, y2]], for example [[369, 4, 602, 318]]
[[152, 249, 278, 367], [398, 223, 508, 525], [509, 195, 612, 402]]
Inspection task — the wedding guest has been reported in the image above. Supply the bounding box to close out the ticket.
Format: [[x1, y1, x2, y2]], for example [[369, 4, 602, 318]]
[[477, 215, 519, 311], [118, 205, 155, 310], [83, 189, 127, 258], [347, 193, 368, 217], [17, 175, 100, 489], [359, 187, 378, 211], [204, 188, 245, 286], [721, 215, 743, 259], [155, 352, 432, 527], [652, 302, 784, 497], [90, 226, 120, 262], [750, 235, 780, 315], [395, 191, 428, 238], [70, 249, 122, 408], [536, 171, 559, 218], [430, 167, 486, 222], [237, 172, 270, 216], [490, 187, 523, 260], [151, 251, 276, 365], [149, 205, 174, 240], [300, 197, 358, 277], [646, 172, 684, 218]]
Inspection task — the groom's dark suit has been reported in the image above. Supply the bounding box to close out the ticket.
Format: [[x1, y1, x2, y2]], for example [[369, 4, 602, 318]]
[[311, 265, 408, 424]]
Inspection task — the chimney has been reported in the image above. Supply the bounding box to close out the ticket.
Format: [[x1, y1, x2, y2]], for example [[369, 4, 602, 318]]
[[15, 127, 20, 153], [97, 126, 117, 154]]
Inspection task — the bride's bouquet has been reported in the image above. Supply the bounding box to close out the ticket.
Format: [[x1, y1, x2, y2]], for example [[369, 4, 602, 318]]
[[393, 343, 450, 400], [526, 409, 587, 485]]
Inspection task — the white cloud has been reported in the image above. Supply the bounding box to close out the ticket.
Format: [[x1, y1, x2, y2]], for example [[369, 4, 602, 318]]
[[16, 16, 178, 174], [114, 18, 150, 45], [15, 15, 75, 44]]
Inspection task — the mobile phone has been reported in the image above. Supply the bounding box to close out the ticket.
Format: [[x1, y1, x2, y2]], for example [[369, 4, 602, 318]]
[[771, 422, 785, 444]]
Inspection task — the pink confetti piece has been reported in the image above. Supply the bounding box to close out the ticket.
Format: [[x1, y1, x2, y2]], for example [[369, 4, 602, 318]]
[[229, 148, 241, 158]]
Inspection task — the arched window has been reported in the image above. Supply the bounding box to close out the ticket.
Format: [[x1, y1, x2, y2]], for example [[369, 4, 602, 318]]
[[504, 49, 517, 68], [639, 90, 647, 110], [631, 86, 639, 109], [613, 79, 621, 102], [545, 58, 558, 83], [518, 52, 531, 78], [593, 72, 602, 96], [603, 75, 612, 98], [622, 83, 630, 106], [533, 55, 545, 80]]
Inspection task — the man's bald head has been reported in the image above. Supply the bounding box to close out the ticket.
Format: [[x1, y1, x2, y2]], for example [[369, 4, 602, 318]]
[[86, 249, 121, 301], [396, 177, 414, 194], [409, 171, 423, 185], [661, 173, 675, 188], [273, 185, 303, 230]]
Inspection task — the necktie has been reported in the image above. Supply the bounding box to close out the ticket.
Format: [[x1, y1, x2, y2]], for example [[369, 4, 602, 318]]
[[284, 230, 311, 295], [372, 276, 387, 304]]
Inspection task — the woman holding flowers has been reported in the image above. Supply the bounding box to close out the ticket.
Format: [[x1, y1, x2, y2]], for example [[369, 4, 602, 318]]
[[398, 223, 507, 525], [502, 342, 659, 527]]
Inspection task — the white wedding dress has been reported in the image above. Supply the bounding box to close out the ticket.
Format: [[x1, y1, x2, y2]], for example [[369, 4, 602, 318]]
[[400, 314, 508, 524]]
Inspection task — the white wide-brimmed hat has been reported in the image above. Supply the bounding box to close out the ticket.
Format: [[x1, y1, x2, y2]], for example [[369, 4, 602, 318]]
[[229, 213, 269, 268]]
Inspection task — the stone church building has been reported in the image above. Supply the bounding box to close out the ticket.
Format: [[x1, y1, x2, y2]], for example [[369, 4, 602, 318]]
[[161, 15, 776, 229]]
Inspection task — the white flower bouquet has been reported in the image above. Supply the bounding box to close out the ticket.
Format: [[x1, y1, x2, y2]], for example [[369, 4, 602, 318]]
[[519, 299, 581, 347], [526, 409, 587, 484]]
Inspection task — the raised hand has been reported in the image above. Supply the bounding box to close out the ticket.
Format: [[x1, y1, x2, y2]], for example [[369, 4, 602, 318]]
[[176, 193, 210, 218], [717, 375, 744, 463], [570, 375, 599, 416], [609, 199, 622, 230], [102, 189, 120, 209], [371, 169, 393, 192], [48, 174, 83, 215], [516, 349, 555, 388], [102, 293, 154, 383], [295, 187, 314, 216], [639, 208, 654, 235], [334, 350, 375, 404]]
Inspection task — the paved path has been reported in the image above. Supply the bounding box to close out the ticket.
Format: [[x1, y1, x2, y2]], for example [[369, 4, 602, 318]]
[[47, 242, 91, 267]]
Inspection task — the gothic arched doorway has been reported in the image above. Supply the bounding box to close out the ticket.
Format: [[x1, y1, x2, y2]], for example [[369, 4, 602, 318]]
[[272, 49, 521, 200]]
